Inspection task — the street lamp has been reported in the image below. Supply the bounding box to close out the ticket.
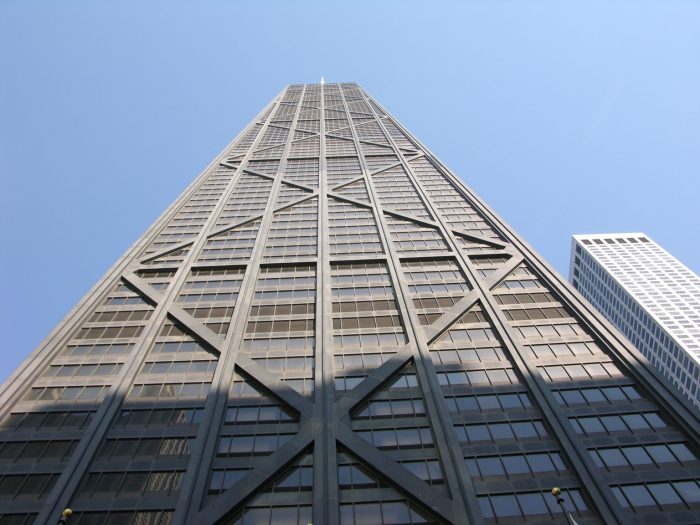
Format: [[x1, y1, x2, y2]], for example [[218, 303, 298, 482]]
[[551, 488, 579, 525], [57, 508, 72, 524]]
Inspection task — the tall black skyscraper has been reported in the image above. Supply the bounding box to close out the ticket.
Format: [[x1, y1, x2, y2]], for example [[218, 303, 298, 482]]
[[2, 83, 700, 525]]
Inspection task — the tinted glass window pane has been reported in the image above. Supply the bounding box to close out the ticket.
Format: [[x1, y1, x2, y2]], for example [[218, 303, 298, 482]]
[[478, 457, 505, 477], [675, 481, 700, 503], [527, 454, 554, 473], [381, 502, 411, 523], [599, 449, 627, 468], [648, 483, 682, 506], [621, 485, 654, 508], [622, 447, 652, 466], [502, 455, 529, 475], [517, 493, 549, 516], [669, 444, 696, 462], [491, 495, 520, 518]]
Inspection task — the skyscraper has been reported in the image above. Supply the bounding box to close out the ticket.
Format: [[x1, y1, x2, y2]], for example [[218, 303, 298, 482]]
[[570, 233, 700, 407], [2, 83, 700, 525]]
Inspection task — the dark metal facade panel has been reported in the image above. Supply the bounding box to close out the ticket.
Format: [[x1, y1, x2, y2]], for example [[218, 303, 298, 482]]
[[1, 83, 700, 525]]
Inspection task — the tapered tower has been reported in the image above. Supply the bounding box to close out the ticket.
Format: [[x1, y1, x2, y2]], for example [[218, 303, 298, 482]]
[[2, 83, 700, 525]]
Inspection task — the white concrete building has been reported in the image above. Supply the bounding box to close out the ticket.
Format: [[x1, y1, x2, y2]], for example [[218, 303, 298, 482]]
[[570, 233, 700, 407]]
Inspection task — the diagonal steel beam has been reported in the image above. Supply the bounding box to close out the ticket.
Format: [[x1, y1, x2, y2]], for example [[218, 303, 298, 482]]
[[196, 427, 314, 524], [139, 241, 195, 265], [279, 178, 317, 193], [422, 290, 481, 345], [451, 229, 509, 250], [330, 175, 365, 191], [122, 272, 225, 354], [335, 346, 413, 416], [171, 190, 319, 260], [382, 208, 441, 230], [241, 168, 276, 180], [336, 428, 458, 524], [485, 252, 525, 290], [325, 132, 355, 142], [234, 355, 314, 419], [367, 160, 403, 177], [327, 192, 374, 211]]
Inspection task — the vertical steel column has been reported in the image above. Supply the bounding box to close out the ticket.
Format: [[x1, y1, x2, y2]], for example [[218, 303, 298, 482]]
[[35, 96, 281, 525], [313, 83, 340, 525], [337, 85, 472, 525], [178, 85, 308, 523], [363, 87, 624, 524]]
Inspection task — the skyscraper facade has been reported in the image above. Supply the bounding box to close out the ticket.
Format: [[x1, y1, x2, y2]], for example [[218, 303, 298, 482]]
[[570, 233, 700, 407], [2, 83, 700, 525]]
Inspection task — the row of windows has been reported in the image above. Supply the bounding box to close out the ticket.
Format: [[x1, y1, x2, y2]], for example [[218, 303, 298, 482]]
[[223, 405, 295, 424], [455, 420, 549, 444], [62, 343, 133, 357], [332, 315, 402, 330], [24, 385, 109, 403], [438, 327, 496, 345], [339, 501, 431, 525], [0, 473, 58, 500], [217, 433, 294, 457], [114, 408, 204, 428], [332, 332, 407, 348], [429, 346, 507, 365], [229, 505, 313, 525], [569, 412, 667, 437], [177, 291, 238, 304], [88, 309, 152, 323], [443, 392, 532, 414], [613, 480, 700, 511], [553, 385, 642, 407], [332, 299, 398, 313], [437, 368, 519, 388], [334, 352, 390, 371], [590, 442, 696, 471], [53, 511, 173, 525], [466, 451, 567, 480], [526, 341, 600, 360], [356, 427, 433, 450], [0, 439, 77, 463], [42, 363, 122, 378], [208, 468, 250, 494], [493, 291, 555, 305], [246, 319, 314, 334], [502, 306, 570, 322], [75, 324, 144, 340], [514, 322, 584, 339], [539, 362, 622, 382], [251, 356, 314, 373], [254, 289, 315, 301], [98, 437, 191, 460], [128, 382, 211, 401], [1, 410, 94, 431], [80, 470, 182, 498], [241, 336, 314, 352], [353, 399, 426, 419], [478, 489, 588, 522], [151, 340, 213, 355], [250, 303, 314, 316]]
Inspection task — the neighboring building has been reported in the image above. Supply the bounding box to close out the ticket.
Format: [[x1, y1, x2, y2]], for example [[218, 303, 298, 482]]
[[570, 233, 700, 407], [3, 84, 700, 525]]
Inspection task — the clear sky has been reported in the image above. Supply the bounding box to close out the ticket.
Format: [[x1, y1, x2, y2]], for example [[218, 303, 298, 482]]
[[1, 1, 699, 383]]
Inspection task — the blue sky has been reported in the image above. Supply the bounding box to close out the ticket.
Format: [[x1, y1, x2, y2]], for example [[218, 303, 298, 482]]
[[1, 1, 699, 383]]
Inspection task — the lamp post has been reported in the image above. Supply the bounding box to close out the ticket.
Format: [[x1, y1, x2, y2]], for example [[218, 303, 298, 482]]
[[57, 508, 72, 524], [551, 488, 579, 525]]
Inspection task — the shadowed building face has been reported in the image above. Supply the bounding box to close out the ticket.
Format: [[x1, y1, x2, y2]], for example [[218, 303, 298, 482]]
[[2, 83, 700, 525]]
